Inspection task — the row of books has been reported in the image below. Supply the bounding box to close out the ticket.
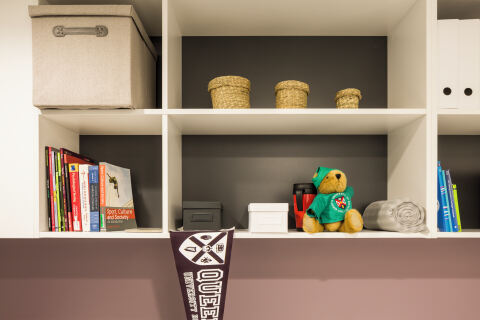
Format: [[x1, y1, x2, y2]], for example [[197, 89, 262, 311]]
[[45, 147, 136, 232], [437, 162, 462, 232]]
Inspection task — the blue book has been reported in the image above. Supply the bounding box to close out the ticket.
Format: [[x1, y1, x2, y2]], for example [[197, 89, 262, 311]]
[[437, 162, 450, 232], [445, 170, 459, 232], [441, 169, 453, 232], [88, 166, 100, 232]]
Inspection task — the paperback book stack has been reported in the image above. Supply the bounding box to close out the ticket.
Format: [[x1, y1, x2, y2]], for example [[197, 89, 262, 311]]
[[437, 161, 462, 232], [45, 147, 136, 232]]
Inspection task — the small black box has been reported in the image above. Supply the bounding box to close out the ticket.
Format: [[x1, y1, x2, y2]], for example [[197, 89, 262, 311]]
[[183, 201, 222, 230]]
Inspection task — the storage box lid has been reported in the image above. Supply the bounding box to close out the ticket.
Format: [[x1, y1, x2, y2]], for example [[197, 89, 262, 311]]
[[183, 201, 222, 209], [248, 203, 289, 212], [28, 5, 157, 60]]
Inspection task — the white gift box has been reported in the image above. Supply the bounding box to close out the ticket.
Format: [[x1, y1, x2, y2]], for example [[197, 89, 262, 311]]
[[248, 203, 289, 233]]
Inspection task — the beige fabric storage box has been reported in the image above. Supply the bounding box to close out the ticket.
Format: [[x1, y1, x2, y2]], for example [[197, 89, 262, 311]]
[[29, 5, 157, 109]]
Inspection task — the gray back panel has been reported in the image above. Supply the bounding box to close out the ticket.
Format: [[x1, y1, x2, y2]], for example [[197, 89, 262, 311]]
[[438, 135, 480, 229], [151, 36, 162, 108], [183, 135, 387, 229], [182, 36, 387, 109], [80, 136, 162, 228]]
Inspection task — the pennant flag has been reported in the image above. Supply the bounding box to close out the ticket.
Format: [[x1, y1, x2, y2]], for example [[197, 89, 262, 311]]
[[170, 228, 234, 320]]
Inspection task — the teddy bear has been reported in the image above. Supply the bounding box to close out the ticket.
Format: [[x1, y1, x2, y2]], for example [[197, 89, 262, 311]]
[[303, 167, 363, 233]]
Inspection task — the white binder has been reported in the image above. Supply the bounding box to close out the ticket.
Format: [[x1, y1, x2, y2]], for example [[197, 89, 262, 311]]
[[438, 19, 460, 109], [458, 19, 480, 109]]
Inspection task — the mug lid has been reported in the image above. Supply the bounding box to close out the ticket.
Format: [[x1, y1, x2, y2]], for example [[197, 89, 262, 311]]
[[293, 183, 317, 194]]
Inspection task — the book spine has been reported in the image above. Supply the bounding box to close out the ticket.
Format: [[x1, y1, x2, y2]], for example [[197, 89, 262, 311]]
[[440, 170, 453, 232], [69, 164, 82, 232], [54, 150, 62, 232], [445, 170, 459, 232], [45, 147, 52, 231], [99, 164, 106, 231], [60, 150, 70, 231], [79, 164, 91, 232], [88, 166, 100, 232], [453, 184, 462, 232], [437, 163, 446, 232], [56, 152, 66, 231], [62, 154, 73, 231], [51, 150, 58, 232]]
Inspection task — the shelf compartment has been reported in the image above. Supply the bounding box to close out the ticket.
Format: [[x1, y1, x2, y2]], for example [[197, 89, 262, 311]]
[[168, 109, 426, 135], [438, 110, 480, 135], [182, 135, 388, 230], [165, 0, 429, 111], [165, 115, 429, 234], [182, 36, 388, 109], [438, 135, 480, 231], [40, 110, 163, 135], [38, 115, 164, 235]]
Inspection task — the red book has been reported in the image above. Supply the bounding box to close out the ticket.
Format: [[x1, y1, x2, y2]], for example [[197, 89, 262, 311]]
[[68, 163, 82, 232], [59, 149, 70, 231], [48, 147, 56, 232], [61, 149, 95, 232]]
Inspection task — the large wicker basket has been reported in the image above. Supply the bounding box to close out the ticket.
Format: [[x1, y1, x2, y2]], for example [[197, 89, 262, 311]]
[[275, 80, 310, 108], [335, 88, 362, 109], [208, 76, 251, 109]]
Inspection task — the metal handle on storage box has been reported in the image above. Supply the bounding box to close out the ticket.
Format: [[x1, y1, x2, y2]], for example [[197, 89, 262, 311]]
[[52, 25, 108, 37]]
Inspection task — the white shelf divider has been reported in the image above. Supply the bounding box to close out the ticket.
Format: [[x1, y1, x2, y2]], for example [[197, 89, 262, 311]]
[[168, 108, 426, 135], [436, 229, 480, 238], [234, 230, 431, 239], [438, 109, 480, 134], [39, 231, 168, 239], [40, 109, 164, 135]]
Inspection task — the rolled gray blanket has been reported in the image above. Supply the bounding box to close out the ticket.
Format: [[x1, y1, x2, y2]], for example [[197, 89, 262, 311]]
[[363, 200, 426, 233]]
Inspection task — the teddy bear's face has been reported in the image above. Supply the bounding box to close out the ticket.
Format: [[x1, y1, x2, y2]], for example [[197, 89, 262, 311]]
[[315, 169, 347, 194]]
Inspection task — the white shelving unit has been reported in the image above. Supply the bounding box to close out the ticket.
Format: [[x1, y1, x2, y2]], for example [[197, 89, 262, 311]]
[[5, 0, 478, 239]]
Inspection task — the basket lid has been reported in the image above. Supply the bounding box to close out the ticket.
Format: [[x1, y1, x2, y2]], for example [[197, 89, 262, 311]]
[[275, 80, 310, 95], [208, 76, 251, 92], [335, 88, 362, 101]]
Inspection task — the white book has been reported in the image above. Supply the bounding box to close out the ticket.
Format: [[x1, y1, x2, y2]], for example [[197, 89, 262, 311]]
[[79, 164, 90, 232], [458, 19, 480, 109], [438, 19, 460, 109]]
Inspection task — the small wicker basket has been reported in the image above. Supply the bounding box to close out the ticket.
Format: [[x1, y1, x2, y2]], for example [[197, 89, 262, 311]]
[[335, 88, 362, 109], [275, 80, 310, 108], [208, 76, 251, 109]]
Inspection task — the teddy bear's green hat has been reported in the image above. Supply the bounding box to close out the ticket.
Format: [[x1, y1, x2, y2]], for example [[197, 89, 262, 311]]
[[312, 166, 337, 189]]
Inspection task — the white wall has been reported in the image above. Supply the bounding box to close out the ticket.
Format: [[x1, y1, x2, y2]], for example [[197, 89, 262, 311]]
[[0, 0, 39, 237]]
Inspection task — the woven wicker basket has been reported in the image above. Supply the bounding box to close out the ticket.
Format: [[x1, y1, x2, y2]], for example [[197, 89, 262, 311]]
[[208, 76, 251, 109], [275, 80, 310, 108], [335, 88, 362, 109]]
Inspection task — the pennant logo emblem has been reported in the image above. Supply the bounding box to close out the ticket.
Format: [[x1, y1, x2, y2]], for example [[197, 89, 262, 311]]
[[179, 232, 228, 266]]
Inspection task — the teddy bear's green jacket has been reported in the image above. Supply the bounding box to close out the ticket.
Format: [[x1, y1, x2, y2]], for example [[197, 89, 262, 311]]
[[306, 186, 354, 224]]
